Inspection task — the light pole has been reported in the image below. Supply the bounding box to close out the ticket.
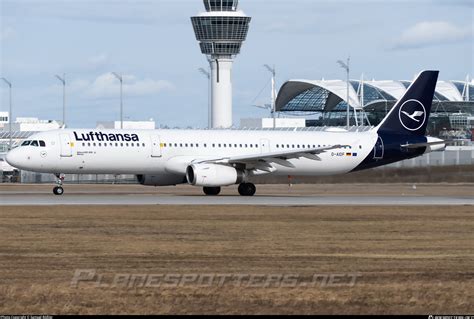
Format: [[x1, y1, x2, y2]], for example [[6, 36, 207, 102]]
[[264, 64, 276, 129], [199, 67, 211, 129], [112, 72, 123, 129], [1, 78, 12, 150], [55, 74, 66, 128], [337, 57, 351, 130]]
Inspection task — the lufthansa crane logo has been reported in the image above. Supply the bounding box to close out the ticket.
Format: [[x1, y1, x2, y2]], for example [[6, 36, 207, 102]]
[[398, 99, 426, 131]]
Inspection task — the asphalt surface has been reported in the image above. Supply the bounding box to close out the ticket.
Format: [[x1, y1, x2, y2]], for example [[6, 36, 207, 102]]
[[1, 191, 473, 206]]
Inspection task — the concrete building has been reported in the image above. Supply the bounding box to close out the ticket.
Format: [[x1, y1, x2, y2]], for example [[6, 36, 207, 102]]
[[3, 117, 63, 132], [96, 120, 155, 130], [0, 112, 8, 126], [240, 118, 306, 129]]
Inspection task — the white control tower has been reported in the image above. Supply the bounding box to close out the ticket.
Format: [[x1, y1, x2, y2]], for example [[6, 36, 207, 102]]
[[191, 0, 251, 128]]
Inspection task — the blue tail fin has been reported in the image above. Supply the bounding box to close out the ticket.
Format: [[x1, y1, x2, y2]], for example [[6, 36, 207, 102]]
[[376, 70, 439, 136]]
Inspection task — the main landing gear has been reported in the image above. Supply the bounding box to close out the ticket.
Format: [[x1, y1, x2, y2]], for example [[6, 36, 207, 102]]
[[53, 173, 65, 196], [238, 183, 256, 197], [203, 187, 221, 196], [202, 183, 257, 197]]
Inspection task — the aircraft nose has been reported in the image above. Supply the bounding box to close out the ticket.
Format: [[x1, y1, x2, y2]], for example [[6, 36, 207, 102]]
[[5, 149, 21, 168]]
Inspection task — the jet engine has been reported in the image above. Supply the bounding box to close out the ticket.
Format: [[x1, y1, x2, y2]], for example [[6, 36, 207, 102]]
[[136, 174, 187, 186], [186, 163, 245, 187]]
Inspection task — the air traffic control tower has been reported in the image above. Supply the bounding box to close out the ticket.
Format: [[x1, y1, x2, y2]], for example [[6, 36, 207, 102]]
[[191, 0, 251, 128]]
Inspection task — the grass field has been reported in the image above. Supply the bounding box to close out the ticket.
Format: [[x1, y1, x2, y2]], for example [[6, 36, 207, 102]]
[[0, 204, 473, 314]]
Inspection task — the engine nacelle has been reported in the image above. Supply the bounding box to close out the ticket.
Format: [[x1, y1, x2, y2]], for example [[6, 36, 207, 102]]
[[136, 174, 186, 186], [186, 163, 245, 187]]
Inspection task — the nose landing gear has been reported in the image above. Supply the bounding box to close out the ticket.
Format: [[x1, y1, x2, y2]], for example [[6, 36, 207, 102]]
[[53, 173, 65, 196]]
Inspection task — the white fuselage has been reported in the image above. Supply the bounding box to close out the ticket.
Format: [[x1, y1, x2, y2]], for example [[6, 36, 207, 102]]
[[6, 129, 377, 177]]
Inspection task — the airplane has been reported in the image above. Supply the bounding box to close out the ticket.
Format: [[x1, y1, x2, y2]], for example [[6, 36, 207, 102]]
[[5, 70, 446, 196]]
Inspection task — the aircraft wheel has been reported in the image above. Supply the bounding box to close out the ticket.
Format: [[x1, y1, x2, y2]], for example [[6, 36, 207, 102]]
[[203, 187, 221, 196], [53, 186, 64, 196], [238, 183, 256, 197]]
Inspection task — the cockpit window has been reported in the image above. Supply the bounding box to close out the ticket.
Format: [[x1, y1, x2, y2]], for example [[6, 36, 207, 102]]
[[21, 141, 31, 146], [30, 141, 39, 147], [39, 141, 46, 147]]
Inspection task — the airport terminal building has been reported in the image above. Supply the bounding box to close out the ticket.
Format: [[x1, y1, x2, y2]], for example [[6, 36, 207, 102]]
[[275, 78, 474, 140]]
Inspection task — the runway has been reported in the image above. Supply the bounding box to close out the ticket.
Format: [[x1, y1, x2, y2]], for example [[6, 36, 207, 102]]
[[1, 192, 473, 206]]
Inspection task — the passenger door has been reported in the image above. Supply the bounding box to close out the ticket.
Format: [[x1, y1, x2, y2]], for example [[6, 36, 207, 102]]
[[150, 135, 162, 158], [373, 136, 384, 160], [59, 133, 73, 157]]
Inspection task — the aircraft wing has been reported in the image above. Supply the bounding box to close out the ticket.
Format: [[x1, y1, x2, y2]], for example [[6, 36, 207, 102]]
[[194, 144, 348, 167]]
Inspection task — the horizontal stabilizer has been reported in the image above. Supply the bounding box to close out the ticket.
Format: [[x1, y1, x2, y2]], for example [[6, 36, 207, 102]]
[[401, 140, 446, 149]]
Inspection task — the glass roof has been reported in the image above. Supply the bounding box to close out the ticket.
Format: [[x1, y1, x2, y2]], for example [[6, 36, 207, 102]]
[[283, 87, 331, 112]]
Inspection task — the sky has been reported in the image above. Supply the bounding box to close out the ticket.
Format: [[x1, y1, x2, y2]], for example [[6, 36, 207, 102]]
[[0, 0, 473, 128]]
